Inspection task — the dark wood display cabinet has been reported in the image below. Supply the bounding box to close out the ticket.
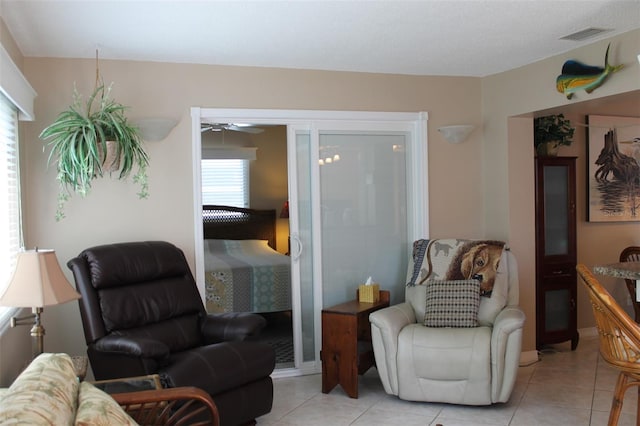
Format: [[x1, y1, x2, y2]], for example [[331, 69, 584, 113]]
[[535, 156, 579, 350]]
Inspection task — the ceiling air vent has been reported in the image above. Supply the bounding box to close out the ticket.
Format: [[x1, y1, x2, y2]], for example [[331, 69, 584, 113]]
[[560, 28, 612, 41]]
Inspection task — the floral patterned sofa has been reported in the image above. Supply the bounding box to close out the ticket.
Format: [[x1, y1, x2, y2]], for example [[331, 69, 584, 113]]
[[0, 353, 137, 425]]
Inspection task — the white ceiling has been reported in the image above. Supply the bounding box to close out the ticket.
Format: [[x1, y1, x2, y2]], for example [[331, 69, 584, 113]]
[[1, 0, 639, 77]]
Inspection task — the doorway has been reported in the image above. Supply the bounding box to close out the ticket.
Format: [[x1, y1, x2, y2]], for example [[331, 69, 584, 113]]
[[192, 108, 429, 377]]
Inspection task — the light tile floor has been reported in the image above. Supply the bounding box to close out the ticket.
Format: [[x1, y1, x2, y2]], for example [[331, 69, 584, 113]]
[[257, 334, 637, 425]]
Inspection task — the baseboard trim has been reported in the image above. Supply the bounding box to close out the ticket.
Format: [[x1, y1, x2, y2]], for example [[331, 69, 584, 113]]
[[578, 326, 598, 338], [519, 327, 598, 367], [519, 350, 539, 367]]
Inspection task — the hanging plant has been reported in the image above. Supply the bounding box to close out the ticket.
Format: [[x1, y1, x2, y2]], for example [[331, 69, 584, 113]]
[[40, 83, 149, 220], [534, 114, 575, 156]]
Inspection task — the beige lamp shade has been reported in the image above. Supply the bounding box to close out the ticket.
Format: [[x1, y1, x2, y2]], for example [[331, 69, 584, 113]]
[[0, 249, 80, 308]]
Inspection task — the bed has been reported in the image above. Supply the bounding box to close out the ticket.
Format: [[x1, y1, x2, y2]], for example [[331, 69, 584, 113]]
[[202, 205, 291, 314]]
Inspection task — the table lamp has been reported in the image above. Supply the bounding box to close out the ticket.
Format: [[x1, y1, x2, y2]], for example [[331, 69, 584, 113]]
[[0, 248, 81, 359]]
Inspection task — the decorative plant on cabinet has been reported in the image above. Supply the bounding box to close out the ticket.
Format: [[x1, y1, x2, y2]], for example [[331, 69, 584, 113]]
[[534, 114, 575, 156], [40, 84, 149, 220]]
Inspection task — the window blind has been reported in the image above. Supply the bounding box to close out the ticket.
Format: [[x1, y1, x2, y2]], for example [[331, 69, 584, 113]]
[[201, 159, 249, 207], [0, 92, 22, 325]]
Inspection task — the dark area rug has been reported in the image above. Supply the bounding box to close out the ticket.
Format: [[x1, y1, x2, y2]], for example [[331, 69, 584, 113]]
[[258, 311, 294, 365]]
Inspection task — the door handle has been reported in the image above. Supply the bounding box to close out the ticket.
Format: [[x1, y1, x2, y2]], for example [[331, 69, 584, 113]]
[[291, 234, 303, 260]]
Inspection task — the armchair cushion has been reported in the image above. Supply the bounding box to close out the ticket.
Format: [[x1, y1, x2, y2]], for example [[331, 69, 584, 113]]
[[408, 249, 511, 327], [397, 324, 492, 404], [423, 279, 480, 327], [75, 382, 137, 426]]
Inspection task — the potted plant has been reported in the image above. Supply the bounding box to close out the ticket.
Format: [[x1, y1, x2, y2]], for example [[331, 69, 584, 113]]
[[40, 84, 149, 220], [534, 114, 575, 156]]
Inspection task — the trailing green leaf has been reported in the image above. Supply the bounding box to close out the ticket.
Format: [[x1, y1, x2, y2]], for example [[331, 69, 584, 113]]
[[40, 84, 150, 220]]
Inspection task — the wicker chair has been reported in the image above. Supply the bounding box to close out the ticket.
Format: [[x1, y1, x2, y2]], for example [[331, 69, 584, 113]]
[[112, 386, 219, 426], [620, 246, 640, 322], [576, 264, 640, 426]]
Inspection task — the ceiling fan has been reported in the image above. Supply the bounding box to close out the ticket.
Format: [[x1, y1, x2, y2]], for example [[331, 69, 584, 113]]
[[201, 123, 264, 134]]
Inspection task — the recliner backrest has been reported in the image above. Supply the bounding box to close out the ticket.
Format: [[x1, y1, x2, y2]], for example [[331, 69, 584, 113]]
[[405, 248, 519, 327], [69, 241, 206, 351]]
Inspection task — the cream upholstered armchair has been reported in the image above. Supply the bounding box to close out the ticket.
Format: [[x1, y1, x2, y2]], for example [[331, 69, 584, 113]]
[[369, 239, 525, 405]]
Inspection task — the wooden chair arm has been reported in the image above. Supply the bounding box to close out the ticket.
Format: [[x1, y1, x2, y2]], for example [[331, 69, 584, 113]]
[[112, 386, 219, 426]]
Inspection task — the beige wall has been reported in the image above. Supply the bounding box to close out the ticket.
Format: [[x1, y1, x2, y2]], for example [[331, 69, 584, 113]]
[[247, 126, 289, 254], [20, 58, 482, 358], [483, 30, 640, 351], [1, 21, 638, 375]]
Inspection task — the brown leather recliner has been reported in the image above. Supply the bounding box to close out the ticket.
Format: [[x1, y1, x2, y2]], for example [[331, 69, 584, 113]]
[[67, 241, 275, 426]]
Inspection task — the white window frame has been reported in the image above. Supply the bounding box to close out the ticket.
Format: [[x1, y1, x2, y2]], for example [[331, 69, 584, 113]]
[[0, 44, 36, 331], [0, 92, 23, 331]]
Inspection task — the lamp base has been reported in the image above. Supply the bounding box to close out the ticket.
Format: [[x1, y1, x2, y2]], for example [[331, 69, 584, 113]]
[[11, 307, 45, 359]]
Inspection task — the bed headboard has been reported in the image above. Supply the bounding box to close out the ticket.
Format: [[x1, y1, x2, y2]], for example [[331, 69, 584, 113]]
[[202, 205, 277, 249]]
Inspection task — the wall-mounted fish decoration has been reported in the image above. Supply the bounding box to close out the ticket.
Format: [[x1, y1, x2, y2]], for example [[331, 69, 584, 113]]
[[556, 43, 623, 99]]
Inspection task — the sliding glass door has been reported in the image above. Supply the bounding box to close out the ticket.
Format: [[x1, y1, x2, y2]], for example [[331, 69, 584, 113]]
[[287, 120, 423, 374], [193, 109, 427, 376]]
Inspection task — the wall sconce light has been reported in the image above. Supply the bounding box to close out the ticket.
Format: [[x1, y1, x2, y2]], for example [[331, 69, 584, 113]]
[[133, 117, 179, 141], [437, 125, 475, 144]]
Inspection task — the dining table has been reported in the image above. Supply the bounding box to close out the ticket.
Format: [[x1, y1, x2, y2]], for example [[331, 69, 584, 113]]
[[593, 261, 640, 301]]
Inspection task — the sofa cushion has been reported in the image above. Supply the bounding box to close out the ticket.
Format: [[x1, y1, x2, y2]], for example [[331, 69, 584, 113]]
[[424, 279, 480, 327], [0, 353, 79, 425], [75, 382, 137, 426]]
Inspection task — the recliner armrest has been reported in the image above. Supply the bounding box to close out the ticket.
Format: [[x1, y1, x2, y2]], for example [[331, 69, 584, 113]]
[[492, 305, 526, 337], [490, 305, 526, 403], [201, 312, 267, 343], [95, 335, 170, 359], [369, 302, 416, 332], [369, 302, 416, 395]]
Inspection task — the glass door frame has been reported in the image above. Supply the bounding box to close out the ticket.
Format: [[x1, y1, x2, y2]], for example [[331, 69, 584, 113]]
[[191, 107, 429, 377]]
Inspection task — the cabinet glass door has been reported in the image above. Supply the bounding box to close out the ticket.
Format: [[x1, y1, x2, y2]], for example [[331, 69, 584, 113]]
[[543, 166, 569, 256], [545, 288, 570, 332]]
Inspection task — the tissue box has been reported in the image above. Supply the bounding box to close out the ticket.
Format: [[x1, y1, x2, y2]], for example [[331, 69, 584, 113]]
[[358, 284, 380, 303]]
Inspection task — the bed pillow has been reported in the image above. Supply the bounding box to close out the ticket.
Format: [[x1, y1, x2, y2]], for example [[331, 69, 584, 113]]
[[226, 239, 270, 251], [424, 279, 481, 328], [204, 239, 270, 254]]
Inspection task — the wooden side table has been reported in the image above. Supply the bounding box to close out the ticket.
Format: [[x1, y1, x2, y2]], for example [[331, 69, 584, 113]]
[[321, 289, 390, 398]]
